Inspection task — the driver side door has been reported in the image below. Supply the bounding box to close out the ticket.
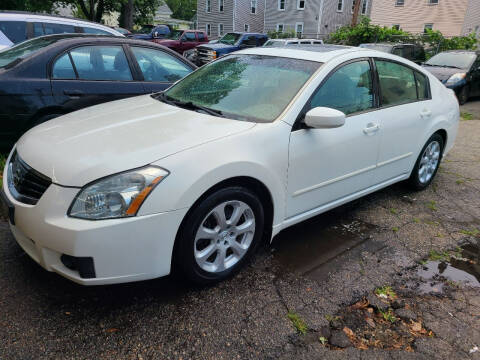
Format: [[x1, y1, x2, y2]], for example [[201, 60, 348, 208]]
[[286, 59, 381, 218]]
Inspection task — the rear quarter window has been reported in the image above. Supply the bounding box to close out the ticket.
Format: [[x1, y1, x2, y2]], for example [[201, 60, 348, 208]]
[[82, 27, 112, 35]]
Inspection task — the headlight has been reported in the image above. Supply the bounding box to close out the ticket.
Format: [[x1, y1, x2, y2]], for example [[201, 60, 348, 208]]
[[68, 166, 169, 220], [209, 50, 217, 59], [446, 73, 466, 85]]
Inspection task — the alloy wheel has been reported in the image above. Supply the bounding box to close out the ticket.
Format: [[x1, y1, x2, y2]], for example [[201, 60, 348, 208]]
[[418, 141, 440, 184]]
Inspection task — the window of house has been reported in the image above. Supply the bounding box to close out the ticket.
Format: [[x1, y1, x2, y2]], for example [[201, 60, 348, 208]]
[[297, 0, 305, 10], [244, 24, 250, 32], [218, 24, 224, 36], [276, 24, 284, 32], [351, 0, 356, 13], [295, 22, 303, 38], [361, 0, 368, 14], [206, 23, 211, 36], [424, 23, 433, 33], [375, 60, 417, 106], [69, 46, 132, 81], [278, 0, 286, 9], [251, 0, 257, 13], [309, 60, 373, 115], [206, 0, 211, 12], [392, 24, 400, 30], [428, 0, 438, 4], [219, 0, 224, 11], [337, 0, 343, 12], [395, 0, 404, 6]]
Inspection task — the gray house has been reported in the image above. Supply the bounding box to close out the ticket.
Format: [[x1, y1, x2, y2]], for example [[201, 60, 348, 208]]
[[197, 0, 371, 39], [196, 0, 266, 39], [264, 0, 371, 38]]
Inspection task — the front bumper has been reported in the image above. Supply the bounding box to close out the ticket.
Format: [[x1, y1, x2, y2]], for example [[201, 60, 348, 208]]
[[4, 180, 188, 285]]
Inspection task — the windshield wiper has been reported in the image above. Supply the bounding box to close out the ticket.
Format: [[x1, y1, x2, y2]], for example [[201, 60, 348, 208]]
[[154, 93, 225, 117], [425, 64, 462, 69]]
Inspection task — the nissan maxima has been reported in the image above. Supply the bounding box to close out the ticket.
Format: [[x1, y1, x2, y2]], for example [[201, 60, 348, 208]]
[[1, 46, 459, 285]]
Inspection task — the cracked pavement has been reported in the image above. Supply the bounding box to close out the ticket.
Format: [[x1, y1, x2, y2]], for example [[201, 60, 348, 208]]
[[1, 101, 479, 359]]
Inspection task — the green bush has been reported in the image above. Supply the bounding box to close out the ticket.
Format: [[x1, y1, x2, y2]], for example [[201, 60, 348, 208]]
[[267, 29, 297, 39]]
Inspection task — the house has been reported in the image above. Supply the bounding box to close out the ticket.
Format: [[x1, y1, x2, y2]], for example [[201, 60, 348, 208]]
[[196, 0, 266, 38], [369, 0, 480, 37], [197, 0, 370, 39], [264, 0, 371, 38]]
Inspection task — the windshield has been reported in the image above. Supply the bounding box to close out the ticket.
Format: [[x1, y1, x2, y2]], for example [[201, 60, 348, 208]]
[[263, 40, 285, 47], [136, 25, 154, 34], [164, 54, 321, 123], [167, 30, 183, 40], [359, 44, 393, 53], [425, 52, 476, 69], [0, 36, 58, 68], [219, 33, 241, 45]]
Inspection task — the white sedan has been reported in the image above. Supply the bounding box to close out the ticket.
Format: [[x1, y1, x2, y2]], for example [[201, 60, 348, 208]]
[[2, 46, 459, 285]]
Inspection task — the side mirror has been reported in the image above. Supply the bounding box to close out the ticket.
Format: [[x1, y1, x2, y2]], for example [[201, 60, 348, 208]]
[[304, 107, 345, 129]]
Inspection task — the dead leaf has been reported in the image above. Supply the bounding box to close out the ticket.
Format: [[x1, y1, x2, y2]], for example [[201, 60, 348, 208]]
[[365, 318, 376, 328], [411, 321, 422, 332], [65, 312, 71, 315], [367, 307, 374, 313], [343, 327, 355, 338], [106, 328, 119, 333], [350, 299, 369, 310], [306, 287, 312, 292]]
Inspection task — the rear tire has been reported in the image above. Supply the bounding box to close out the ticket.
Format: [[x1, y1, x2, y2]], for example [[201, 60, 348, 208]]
[[175, 186, 265, 285], [458, 86, 469, 105], [408, 133, 444, 190]]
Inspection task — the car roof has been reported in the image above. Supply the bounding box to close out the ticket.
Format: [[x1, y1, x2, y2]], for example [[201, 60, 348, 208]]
[[0, 11, 122, 36], [19, 33, 154, 45], [361, 42, 419, 47], [238, 45, 362, 62]]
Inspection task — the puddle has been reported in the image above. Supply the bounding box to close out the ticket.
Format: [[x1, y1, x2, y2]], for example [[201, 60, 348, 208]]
[[271, 210, 377, 281], [417, 243, 480, 293]]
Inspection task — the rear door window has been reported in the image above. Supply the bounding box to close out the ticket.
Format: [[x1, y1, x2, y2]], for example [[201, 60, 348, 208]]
[[41, 22, 75, 35], [70, 45, 133, 81], [52, 53, 76, 79], [375, 60, 417, 106], [0, 21, 27, 44], [131, 46, 192, 82], [414, 71, 429, 100], [183, 32, 196, 42], [198, 32, 205, 41]]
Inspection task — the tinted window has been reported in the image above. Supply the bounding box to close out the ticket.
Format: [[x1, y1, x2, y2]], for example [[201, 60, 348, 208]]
[[392, 47, 403, 57], [0, 21, 27, 44], [198, 32, 205, 41], [403, 46, 414, 59], [82, 27, 111, 35], [52, 53, 76, 79], [165, 54, 321, 123], [258, 36, 267, 46], [154, 26, 169, 35], [310, 60, 373, 115], [42, 23, 75, 35], [0, 36, 59, 68], [242, 36, 257, 46], [376, 60, 417, 106], [415, 71, 429, 100], [131, 46, 192, 82], [33, 23, 44, 37], [70, 46, 132, 81], [184, 32, 196, 41]]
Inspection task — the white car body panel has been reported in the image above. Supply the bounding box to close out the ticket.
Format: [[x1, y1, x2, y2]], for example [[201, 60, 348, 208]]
[[5, 47, 459, 284]]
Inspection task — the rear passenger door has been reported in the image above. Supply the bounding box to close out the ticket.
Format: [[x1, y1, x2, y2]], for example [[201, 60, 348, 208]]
[[373, 59, 433, 184], [50, 44, 144, 113], [129, 46, 194, 93]]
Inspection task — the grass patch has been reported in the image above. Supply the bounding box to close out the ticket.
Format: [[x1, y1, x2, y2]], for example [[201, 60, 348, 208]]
[[456, 179, 465, 185], [319, 336, 328, 345], [392, 227, 399, 232], [390, 208, 398, 215], [428, 249, 451, 262], [461, 228, 479, 237], [287, 312, 308, 335], [413, 218, 421, 224], [460, 112, 474, 120], [378, 308, 397, 323], [375, 286, 396, 299], [426, 200, 438, 211]]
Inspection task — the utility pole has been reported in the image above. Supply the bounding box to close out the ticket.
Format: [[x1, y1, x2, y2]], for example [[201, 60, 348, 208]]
[[351, 0, 361, 26]]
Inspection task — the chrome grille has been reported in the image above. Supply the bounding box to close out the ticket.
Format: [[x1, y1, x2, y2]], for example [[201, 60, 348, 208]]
[[7, 151, 51, 205], [196, 47, 215, 64]]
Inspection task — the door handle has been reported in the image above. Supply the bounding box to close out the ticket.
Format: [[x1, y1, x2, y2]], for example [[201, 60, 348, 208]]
[[64, 89, 84, 97], [363, 123, 380, 135], [420, 109, 432, 118]]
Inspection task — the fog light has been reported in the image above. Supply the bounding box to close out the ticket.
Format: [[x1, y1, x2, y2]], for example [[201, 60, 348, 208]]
[[61, 254, 96, 279]]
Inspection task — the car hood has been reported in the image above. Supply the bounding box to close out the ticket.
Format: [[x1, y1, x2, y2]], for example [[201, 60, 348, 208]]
[[422, 65, 465, 83], [200, 42, 237, 51], [16, 95, 255, 187]]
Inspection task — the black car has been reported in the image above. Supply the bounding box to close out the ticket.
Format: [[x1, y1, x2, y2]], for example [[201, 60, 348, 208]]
[[422, 50, 480, 105], [359, 43, 426, 64], [0, 34, 195, 148]]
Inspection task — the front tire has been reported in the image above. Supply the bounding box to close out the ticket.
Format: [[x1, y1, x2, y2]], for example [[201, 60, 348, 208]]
[[408, 134, 444, 190], [175, 186, 265, 285], [458, 86, 469, 105]]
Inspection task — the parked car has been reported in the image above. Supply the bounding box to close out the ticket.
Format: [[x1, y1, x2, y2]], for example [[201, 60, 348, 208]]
[[359, 43, 425, 64], [1, 46, 459, 285], [0, 11, 123, 49], [264, 38, 324, 47], [128, 24, 172, 41], [193, 32, 268, 65], [422, 50, 480, 105], [153, 29, 208, 56], [0, 34, 195, 147]]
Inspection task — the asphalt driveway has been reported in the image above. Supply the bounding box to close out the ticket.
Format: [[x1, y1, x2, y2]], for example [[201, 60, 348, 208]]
[[1, 102, 479, 359]]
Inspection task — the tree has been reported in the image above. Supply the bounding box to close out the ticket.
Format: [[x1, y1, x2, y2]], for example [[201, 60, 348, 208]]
[[119, 0, 161, 29], [2, 0, 56, 12], [58, 0, 118, 22], [164, 0, 196, 21]]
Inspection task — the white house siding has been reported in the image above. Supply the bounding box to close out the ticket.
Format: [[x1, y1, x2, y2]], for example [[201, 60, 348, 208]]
[[462, 0, 480, 36], [197, 0, 235, 38], [233, 0, 266, 32], [370, 0, 469, 37]]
